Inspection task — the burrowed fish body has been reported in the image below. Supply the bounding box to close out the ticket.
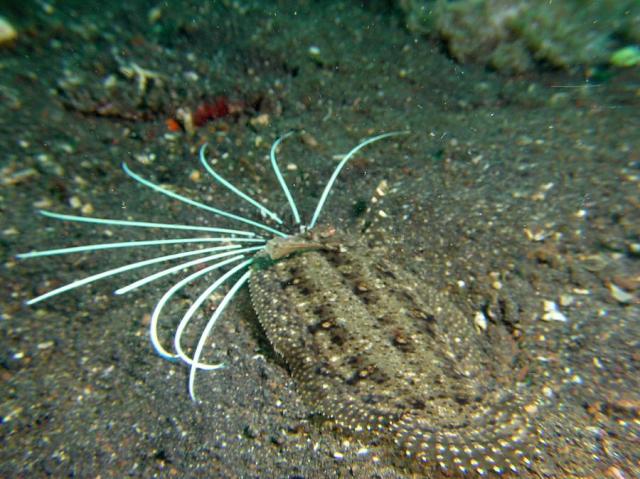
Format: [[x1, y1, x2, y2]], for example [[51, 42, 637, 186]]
[[249, 229, 545, 477]]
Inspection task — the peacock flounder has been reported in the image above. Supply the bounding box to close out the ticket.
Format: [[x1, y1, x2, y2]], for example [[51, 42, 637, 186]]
[[250, 226, 546, 477]]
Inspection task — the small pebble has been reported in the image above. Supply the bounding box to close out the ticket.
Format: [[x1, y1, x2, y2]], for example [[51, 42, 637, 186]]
[[375, 180, 388, 197], [356, 447, 370, 456], [474, 311, 488, 331], [250, 113, 270, 127], [37, 341, 54, 350], [523, 227, 547, 242], [80, 203, 94, 215], [189, 169, 201, 182], [607, 282, 634, 304], [541, 300, 568, 322], [134, 152, 156, 165], [300, 132, 319, 148], [69, 196, 82, 209]]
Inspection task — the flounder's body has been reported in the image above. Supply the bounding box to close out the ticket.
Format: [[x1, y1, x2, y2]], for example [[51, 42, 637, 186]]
[[249, 227, 544, 476]]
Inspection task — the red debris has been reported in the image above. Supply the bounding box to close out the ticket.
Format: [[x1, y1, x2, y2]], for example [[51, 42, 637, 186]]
[[193, 97, 231, 127], [165, 117, 182, 132]]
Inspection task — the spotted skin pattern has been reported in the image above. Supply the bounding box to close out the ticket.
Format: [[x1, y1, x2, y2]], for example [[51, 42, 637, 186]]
[[249, 229, 546, 477]]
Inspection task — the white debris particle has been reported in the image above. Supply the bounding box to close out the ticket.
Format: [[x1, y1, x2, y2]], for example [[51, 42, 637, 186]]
[[286, 163, 298, 171], [333, 451, 344, 460], [607, 282, 634, 304], [134, 152, 156, 165], [377, 210, 388, 218], [80, 202, 94, 215], [523, 227, 547, 242], [541, 300, 568, 322], [474, 311, 488, 331], [3, 406, 23, 422], [37, 340, 54, 350], [69, 196, 82, 209], [183, 71, 199, 82], [542, 310, 567, 322], [530, 182, 554, 201], [375, 179, 388, 196]]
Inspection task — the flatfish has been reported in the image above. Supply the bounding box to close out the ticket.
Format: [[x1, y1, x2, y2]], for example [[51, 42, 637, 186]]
[[249, 226, 545, 477]]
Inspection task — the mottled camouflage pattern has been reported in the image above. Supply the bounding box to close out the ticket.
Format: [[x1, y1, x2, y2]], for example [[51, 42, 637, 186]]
[[249, 228, 546, 477]]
